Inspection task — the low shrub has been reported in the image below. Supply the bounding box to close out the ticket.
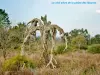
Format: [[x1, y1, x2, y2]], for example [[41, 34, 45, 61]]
[[54, 44, 66, 55], [2, 54, 36, 72], [71, 35, 87, 50], [88, 44, 100, 53]]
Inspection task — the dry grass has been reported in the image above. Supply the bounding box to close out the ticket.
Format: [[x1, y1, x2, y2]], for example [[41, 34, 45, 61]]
[[3, 69, 34, 75], [0, 50, 100, 75], [35, 51, 100, 75]]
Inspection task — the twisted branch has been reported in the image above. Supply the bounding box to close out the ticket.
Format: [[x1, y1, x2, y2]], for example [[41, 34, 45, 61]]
[[21, 18, 68, 69]]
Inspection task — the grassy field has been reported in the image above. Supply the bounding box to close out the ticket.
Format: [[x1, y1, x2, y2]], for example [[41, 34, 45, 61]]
[[0, 48, 100, 75]]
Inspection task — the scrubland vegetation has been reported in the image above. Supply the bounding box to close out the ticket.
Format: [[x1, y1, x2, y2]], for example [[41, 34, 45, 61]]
[[0, 9, 100, 75]]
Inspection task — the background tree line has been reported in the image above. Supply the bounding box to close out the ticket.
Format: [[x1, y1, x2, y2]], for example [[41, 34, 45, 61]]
[[0, 8, 100, 59]]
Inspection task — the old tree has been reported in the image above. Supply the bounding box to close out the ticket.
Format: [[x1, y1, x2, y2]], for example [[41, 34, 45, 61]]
[[21, 15, 67, 68]]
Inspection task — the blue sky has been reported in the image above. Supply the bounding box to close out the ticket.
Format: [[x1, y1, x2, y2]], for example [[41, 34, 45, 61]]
[[0, 0, 100, 36]]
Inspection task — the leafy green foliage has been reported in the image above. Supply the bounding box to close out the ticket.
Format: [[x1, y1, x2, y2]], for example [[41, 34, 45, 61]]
[[91, 34, 100, 44], [2, 55, 36, 71], [8, 22, 26, 49], [65, 28, 90, 45], [0, 9, 10, 27], [69, 28, 89, 37], [54, 44, 66, 55], [71, 35, 87, 50], [88, 44, 100, 53]]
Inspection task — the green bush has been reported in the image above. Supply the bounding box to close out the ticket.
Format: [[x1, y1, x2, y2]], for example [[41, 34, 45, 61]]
[[54, 44, 66, 55], [71, 35, 87, 50], [88, 44, 100, 53], [2, 55, 36, 71]]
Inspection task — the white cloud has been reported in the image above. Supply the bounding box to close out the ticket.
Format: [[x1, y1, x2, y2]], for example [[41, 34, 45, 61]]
[[96, 9, 100, 13]]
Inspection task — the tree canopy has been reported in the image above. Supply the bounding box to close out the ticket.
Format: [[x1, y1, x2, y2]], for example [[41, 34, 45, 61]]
[[0, 9, 10, 27]]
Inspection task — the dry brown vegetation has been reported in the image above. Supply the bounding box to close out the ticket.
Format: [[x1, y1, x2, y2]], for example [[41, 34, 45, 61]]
[[33, 51, 100, 75], [0, 49, 100, 75]]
